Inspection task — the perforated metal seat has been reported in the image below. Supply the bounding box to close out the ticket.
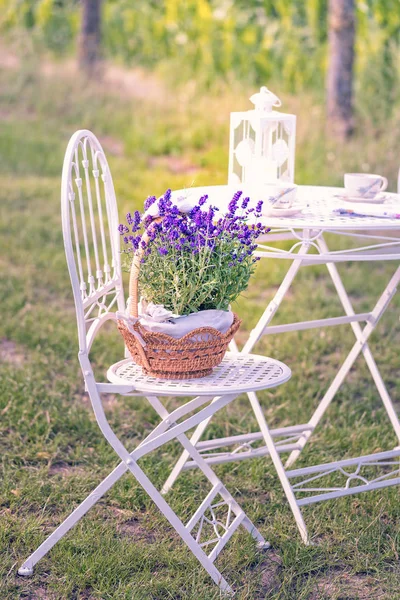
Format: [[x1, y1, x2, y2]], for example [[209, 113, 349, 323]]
[[107, 352, 291, 397]]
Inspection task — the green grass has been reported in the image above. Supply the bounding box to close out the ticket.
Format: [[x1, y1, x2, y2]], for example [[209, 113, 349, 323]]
[[0, 60, 400, 599]]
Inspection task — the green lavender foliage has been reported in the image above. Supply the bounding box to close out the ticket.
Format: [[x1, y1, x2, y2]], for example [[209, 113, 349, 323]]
[[138, 230, 258, 315]]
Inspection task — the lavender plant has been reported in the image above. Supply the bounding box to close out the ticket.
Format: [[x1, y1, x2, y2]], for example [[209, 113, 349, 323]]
[[119, 189, 268, 316]]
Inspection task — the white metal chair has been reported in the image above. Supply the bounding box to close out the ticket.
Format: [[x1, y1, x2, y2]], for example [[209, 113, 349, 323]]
[[17, 130, 292, 594]]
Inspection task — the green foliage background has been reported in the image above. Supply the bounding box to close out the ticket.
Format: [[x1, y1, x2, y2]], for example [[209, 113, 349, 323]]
[[1, 0, 400, 117]]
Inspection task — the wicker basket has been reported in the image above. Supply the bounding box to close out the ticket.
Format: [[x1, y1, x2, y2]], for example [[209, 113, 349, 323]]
[[117, 219, 242, 380]]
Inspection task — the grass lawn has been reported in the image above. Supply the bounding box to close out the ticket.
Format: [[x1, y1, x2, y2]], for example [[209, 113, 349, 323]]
[[0, 58, 400, 599]]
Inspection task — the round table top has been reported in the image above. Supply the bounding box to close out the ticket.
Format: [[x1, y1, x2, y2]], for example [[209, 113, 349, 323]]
[[170, 185, 400, 231]]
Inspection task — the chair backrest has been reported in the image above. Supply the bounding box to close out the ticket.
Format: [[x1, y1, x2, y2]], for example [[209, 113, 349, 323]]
[[61, 130, 125, 354]]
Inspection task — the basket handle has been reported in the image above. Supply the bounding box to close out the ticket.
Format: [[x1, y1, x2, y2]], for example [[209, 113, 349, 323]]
[[129, 217, 163, 317]]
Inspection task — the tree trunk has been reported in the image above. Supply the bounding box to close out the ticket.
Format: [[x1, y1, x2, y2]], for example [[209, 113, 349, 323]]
[[78, 0, 102, 78], [327, 0, 355, 139]]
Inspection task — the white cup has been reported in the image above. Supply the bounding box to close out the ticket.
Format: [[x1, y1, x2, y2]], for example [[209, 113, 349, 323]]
[[344, 173, 388, 199], [262, 182, 297, 210]]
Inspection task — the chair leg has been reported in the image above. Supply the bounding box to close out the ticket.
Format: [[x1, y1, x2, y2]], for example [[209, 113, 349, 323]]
[[18, 460, 129, 577], [175, 431, 269, 549], [20, 447, 233, 593], [161, 412, 213, 494], [160, 390, 310, 545], [147, 394, 269, 551], [18, 396, 178, 577], [121, 451, 234, 593], [19, 393, 267, 593]]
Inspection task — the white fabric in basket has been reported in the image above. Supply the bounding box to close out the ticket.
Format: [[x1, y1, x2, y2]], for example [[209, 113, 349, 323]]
[[119, 301, 234, 341]]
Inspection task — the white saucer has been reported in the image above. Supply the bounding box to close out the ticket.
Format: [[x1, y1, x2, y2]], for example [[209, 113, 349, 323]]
[[336, 194, 387, 204], [262, 205, 305, 217]]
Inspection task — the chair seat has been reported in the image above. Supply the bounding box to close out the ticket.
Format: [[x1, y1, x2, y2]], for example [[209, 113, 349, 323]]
[[107, 352, 291, 397]]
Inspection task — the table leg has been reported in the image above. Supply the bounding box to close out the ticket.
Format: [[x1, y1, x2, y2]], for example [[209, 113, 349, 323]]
[[242, 241, 311, 354], [286, 254, 400, 468], [318, 236, 400, 444]]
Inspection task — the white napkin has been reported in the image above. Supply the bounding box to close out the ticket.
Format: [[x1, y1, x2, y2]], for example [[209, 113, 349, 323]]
[[333, 203, 400, 219]]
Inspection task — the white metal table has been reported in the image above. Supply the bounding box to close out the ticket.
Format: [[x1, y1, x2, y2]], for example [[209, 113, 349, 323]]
[[166, 184, 400, 544]]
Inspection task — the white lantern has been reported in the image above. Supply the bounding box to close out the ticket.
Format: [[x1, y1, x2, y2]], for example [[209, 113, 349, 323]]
[[228, 87, 296, 188]]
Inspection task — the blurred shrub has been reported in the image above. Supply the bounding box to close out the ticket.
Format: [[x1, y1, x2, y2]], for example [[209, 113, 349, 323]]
[[1, 0, 400, 117], [0, 0, 78, 54]]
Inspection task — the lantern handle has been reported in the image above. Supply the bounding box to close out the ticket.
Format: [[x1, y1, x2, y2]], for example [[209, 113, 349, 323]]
[[250, 86, 281, 112]]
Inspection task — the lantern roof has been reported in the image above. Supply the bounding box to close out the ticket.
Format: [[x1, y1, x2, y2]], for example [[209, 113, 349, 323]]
[[250, 86, 281, 112], [230, 87, 295, 122]]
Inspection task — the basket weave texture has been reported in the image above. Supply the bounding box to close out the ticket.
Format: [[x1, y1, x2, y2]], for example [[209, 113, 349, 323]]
[[117, 217, 242, 379], [117, 315, 241, 380]]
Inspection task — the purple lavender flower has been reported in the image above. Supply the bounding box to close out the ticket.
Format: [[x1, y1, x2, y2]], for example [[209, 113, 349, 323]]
[[169, 230, 179, 241], [144, 215, 154, 228], [206, 206, 215, 223], [198, 194, 208, 206], [144, 195, 157, 210], [255, 200, 263, 214], [158, 197, 167, 216], [118, 224, 129, 235], [241, 196, 250, 209], [158, 247, 168, 256], [189, 205, 200, 219], [228, 190, 243, 215]]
